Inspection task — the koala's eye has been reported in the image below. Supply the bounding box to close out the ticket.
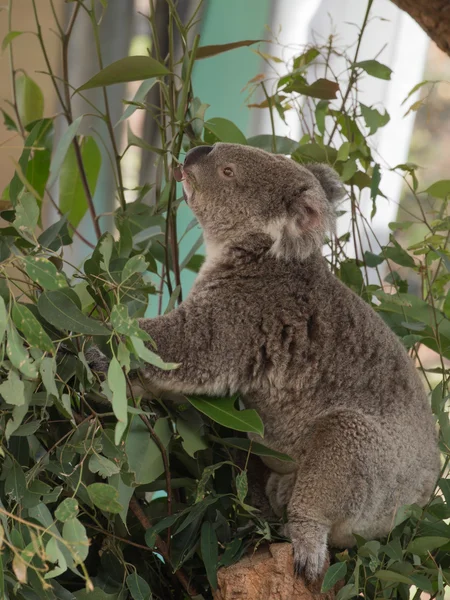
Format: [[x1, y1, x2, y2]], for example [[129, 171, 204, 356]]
[[223, 166, 234, 177]]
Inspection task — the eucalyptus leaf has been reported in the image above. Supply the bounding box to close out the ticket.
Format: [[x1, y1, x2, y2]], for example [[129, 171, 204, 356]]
[[38, 290, 110, 335], [188, 396, 264, 436], [77, 56, 169, 91], [87, 483, 123, 514], [201, 521, 218, 590]]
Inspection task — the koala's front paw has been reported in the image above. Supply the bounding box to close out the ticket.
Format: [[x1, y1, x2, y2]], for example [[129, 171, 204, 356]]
[[288, 518, 329, 583], [85, 346, 110, 376]]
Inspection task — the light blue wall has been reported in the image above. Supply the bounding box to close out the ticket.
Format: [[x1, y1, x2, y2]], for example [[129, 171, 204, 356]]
[[174, 0, 271, 300]]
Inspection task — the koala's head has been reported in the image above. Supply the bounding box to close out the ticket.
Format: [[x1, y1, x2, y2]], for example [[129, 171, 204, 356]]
[[175, 143, 344, 261]]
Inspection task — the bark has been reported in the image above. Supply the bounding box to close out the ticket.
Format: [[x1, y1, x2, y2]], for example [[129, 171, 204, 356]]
[[213, 543, 338, 600], [390, 0, 450, 55]]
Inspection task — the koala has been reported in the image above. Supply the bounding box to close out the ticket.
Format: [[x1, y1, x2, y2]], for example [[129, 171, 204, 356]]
[[98, 143, 441, 582]]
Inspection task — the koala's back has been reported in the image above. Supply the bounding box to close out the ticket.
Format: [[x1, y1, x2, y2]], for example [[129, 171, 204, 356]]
[[197, 250, 439, 499]]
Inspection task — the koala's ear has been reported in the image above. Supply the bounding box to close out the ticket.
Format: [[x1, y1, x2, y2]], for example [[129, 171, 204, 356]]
[[305, 163, 345, 204], [266, 163, 343, 262]]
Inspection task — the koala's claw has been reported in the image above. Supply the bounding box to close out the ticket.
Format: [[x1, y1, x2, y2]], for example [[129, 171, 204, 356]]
[[288, 519, 329, 583], [292, 541, 328, 583]]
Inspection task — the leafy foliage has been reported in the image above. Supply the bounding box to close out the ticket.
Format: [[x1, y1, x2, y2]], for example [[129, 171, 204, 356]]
[[0, 0, 449, 599]]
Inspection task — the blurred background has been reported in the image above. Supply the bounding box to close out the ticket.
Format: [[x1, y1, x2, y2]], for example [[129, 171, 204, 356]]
[[0, 0, 447, 292]]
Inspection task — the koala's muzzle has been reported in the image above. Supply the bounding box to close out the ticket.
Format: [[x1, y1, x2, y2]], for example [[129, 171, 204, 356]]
[[184, 145, 213, 168]]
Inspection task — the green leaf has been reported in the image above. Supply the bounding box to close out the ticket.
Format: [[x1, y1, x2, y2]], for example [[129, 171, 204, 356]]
[[55, 498, 79, 522], [196, 39, 263, 59], [59, 136, 101, 229], [13, 193, 39, 238], [177, 417, 207, 458], [16, 74, 44, 126], [40, 356, 59, 398], [62, 517, 89, 564], [5, 400, 30, 440], [292, 142, 337, 164], [10, 119, 52, 205], [77, 56, 170, 91], [44, 536, 68, 579], [373, 570, 414, 585], [23, 256, 67, 290], [38, 216, 71, 251], [425, 180, 450, 199], [87, 483, 123, 514], [204, 118, 247, 144], [336, 141, 350, 162], [354, 60, 392, 80], [293, 47, 320, 68], [89, 454, 120, 478], [122, 254, 148, 282], [360, 103, 390, 135], [47, 115, 83, 189], [99, 232, 114, 271], [382, 538, 403, 562], [145, 513, 182, 548], [406, 536, 449, 555], [126, 572, 151, 600], [382, 239, 415, 269], [108, 357, 128, 444], [126, 417, 171, 485], [212, 436, 295, 462], [288, 78, 339, 99], [0, 296, 7, 345], [118, 78, 156, 124], [6, 322, 38, 378], [12, 303, 54, 354], [0, 368, 25, 405], [188, 396, 264, 436], [111, 305, 149, 340], [2, 31, 23, 51], [38, 289, 110, 335], [201, 521, 218, 590], [128, 123, 165, 155], [236, 471, 248, 503], [131, 336, 179, 370], [247, 135, 297, 155], [5, 459, 27, 501], [2, 108, 17, 131], [321, 561, 347, 592], [364, 251, 385, 267]]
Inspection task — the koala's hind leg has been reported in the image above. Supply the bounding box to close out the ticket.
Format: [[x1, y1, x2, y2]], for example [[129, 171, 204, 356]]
[[286, 410, 378, 582]]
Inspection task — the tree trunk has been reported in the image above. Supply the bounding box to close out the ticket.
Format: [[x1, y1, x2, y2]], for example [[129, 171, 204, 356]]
[[213, 544, 338, 600], [390, 0, 450, 55]]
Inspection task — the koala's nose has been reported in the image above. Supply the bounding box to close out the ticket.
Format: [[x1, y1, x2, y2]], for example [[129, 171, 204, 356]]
[[184, 145, 213, 168]]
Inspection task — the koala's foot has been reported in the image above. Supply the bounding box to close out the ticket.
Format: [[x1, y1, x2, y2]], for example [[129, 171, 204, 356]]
[[287, 518, 329, 582]]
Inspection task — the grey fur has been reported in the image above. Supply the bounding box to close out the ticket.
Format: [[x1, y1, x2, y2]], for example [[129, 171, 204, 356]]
[[112, 144, 441, 581]]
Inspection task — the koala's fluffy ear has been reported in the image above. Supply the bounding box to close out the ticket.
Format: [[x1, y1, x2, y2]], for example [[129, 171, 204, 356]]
[[306, 163, 345, 204], [267, 163, 344, 262]]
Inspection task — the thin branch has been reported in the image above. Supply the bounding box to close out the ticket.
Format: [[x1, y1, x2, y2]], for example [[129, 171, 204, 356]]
[[88, 7, 127, 211], [46, 190, 95, 248], [62, 3, 101, 240], [328, 0, 373, 146], [129, 497, 198, 597], [7, 0, 25, 136]]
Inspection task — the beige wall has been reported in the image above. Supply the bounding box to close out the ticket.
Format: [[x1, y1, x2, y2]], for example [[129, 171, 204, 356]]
[[0, 0, 63, 194]]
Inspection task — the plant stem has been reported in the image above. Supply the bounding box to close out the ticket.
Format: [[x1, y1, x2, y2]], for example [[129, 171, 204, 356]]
[[7, 0, 24, 137], [328, 0, 373, 146], [261, 81, 277, 153], [88, 6, 127, 212], [62, 3, 101, 239], [129, 497, 198, 597]]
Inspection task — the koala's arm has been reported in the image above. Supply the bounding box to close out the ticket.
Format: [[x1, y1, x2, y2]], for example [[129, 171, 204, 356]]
[[135, 293, 248, 396]]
